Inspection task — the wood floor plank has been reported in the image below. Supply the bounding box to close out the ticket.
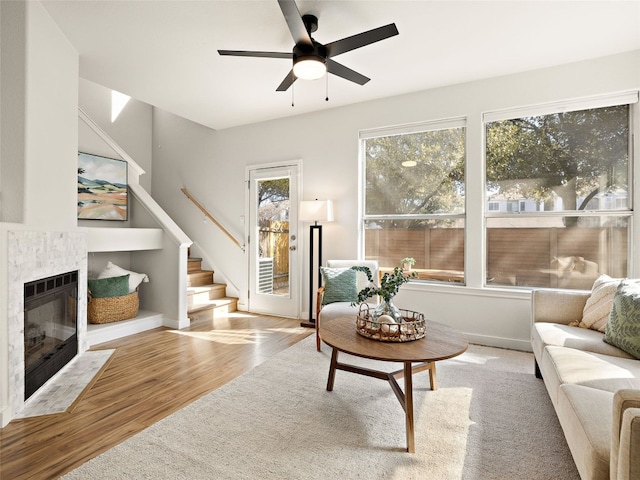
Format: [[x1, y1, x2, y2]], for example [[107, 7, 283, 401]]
[[0, 312, 312, 480]]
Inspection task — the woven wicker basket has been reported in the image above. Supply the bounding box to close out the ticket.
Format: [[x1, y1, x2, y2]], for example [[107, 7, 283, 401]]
[[87, 291, 139, 324], [356, 304, 425, 342]]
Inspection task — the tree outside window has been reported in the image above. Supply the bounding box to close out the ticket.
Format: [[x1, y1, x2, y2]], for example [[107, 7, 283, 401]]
[[362, 122, 466, 283]]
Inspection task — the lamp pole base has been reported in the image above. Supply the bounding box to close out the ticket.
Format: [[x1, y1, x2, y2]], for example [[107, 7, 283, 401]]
[[300, 320, 316, 328]]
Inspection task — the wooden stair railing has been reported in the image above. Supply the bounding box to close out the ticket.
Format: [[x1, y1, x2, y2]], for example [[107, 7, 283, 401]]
[[181, 188, 245, 252]]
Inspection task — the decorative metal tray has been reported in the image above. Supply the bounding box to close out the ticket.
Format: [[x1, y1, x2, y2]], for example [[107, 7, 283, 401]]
[[355, 304, 425, 342]]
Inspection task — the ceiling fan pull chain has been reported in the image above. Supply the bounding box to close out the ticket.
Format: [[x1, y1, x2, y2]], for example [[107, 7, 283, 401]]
[[291, 83, 295, 107], [325, 73, 329, 102]]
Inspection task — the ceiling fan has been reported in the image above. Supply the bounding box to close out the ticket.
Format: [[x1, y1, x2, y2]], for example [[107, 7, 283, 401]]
[[218, 0, 399, 92]]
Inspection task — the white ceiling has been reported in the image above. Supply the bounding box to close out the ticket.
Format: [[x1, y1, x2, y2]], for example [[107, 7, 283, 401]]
[[42, 1, 640, 131]]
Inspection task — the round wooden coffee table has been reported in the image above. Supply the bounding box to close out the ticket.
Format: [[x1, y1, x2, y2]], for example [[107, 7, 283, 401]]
[[320, 316, 468, 453]]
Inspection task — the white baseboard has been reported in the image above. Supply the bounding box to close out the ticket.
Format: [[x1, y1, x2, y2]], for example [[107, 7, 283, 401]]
[[164, 316, 189, 329], [87, 310, 164, 347], [466, 333, 532, 352]]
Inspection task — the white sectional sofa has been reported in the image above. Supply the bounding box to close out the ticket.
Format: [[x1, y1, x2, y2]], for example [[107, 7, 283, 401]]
[[531, 289, 640, 480]]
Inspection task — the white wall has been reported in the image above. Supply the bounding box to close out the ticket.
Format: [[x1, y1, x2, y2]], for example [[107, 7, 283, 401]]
[[152, 50, 640, 350], [0, 0, 79, 427], [151, 110, 244, 302], [0, 1, 26, 223], [79, 79, 153, 193], [23, 1, 78, 229]]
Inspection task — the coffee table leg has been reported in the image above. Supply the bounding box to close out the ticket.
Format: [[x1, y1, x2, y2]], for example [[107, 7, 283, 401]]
[[404, 361, 415, 453], [429, 362, 437, 390], [326, 348, 339, 391]]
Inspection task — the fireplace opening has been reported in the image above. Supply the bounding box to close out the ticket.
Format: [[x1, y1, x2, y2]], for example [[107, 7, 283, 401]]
[[24, 271, 78, 400]]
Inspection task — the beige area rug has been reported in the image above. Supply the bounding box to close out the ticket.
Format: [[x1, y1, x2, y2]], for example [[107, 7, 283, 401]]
[[63, 338, 579, 479]]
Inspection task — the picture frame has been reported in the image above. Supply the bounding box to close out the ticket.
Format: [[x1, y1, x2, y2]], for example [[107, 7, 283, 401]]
[[77, 152, 128, 221]]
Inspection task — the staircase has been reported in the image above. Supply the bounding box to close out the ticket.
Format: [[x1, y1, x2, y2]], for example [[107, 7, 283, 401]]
[[187, 257, 238, 319]]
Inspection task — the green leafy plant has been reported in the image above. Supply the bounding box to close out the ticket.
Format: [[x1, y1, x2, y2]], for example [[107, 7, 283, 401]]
[[351, 266, 417, 304], [400, 257, 416, 266]]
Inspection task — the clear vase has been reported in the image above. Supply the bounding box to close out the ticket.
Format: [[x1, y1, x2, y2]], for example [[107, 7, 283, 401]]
[[372, 298, 403, 323]]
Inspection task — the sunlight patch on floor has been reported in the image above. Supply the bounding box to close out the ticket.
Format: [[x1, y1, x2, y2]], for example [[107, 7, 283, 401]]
[[223, 312, 257, 318], [168, 329, 269, 345], [266, 327, 310, 334], [450, 351, 499, 365]]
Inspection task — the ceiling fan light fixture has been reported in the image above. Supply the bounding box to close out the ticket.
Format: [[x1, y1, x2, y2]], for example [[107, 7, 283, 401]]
[[293, 56, 326, 80]]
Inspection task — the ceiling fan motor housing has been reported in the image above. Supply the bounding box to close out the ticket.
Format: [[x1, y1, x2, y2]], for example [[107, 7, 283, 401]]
[[293, 41, 327, 65]]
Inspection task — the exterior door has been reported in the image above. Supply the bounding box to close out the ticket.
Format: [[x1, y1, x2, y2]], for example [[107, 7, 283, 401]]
[[247, 164, 300, 318]]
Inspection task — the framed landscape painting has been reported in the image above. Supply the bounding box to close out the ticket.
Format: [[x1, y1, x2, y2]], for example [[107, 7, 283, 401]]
[[77, 152, 128, 221]]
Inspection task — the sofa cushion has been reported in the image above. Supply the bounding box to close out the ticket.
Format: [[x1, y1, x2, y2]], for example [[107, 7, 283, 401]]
[[541, 346, 640, 404], [604, 280, 640, 360], [556, 384, 613, 480], [578, 274, 620, 332], [320, 267, 358, 305], [326, 260, 378, 292], [532, 323, 634, 363]]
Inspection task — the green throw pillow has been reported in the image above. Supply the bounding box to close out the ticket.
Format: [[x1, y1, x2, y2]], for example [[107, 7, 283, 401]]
[[88, 274, 130, 298], [320, 267, 357, 305], [604, 280, 640, 359]]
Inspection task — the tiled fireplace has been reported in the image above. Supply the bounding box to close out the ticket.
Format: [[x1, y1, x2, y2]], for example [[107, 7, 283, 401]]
[[5, 230, 88, 423]]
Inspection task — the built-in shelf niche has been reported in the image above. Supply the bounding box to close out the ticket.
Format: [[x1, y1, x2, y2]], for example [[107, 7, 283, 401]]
[[85, 227, 165, 346]]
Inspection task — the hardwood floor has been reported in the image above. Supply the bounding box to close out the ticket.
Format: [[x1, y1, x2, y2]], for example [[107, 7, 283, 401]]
[[0, 311, 312, 480]]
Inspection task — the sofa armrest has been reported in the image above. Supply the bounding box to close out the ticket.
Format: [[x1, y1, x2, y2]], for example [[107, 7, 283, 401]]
[[532, 289, 589, 325], [611, 390, 640, 480]]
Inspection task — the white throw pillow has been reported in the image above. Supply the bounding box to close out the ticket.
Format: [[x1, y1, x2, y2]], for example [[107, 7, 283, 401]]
[[579, 274, 620, 332], [98, 262, 149, 293]]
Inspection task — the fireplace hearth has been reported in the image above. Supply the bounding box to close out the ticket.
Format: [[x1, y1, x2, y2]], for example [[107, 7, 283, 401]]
[[24, 271, 78, 400]]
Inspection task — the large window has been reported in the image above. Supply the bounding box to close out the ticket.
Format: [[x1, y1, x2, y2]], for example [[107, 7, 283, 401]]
[[361, 119, 466, 284], [485, 102, 632, 289]]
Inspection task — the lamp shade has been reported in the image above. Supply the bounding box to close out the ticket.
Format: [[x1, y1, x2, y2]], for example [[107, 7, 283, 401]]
[[299, 199, 334, 223]]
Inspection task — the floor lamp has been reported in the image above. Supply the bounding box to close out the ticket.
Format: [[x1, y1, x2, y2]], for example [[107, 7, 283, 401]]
[[299, 199, 334, 328]]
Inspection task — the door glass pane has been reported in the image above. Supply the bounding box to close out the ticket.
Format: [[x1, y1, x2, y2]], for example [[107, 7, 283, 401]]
[[257, 178, 290, 296]]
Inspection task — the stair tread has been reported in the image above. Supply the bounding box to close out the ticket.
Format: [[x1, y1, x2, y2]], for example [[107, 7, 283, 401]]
[[187, 285, 226, 296], [188, 297, 238, 313]]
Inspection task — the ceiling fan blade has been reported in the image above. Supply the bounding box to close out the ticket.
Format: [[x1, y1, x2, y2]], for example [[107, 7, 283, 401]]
[[218, 50, 291, 59], [326, 23, 399, 58], [277, 0, 312, 46], [327, 59, 370, 85], [276, 70, 297, 91]]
